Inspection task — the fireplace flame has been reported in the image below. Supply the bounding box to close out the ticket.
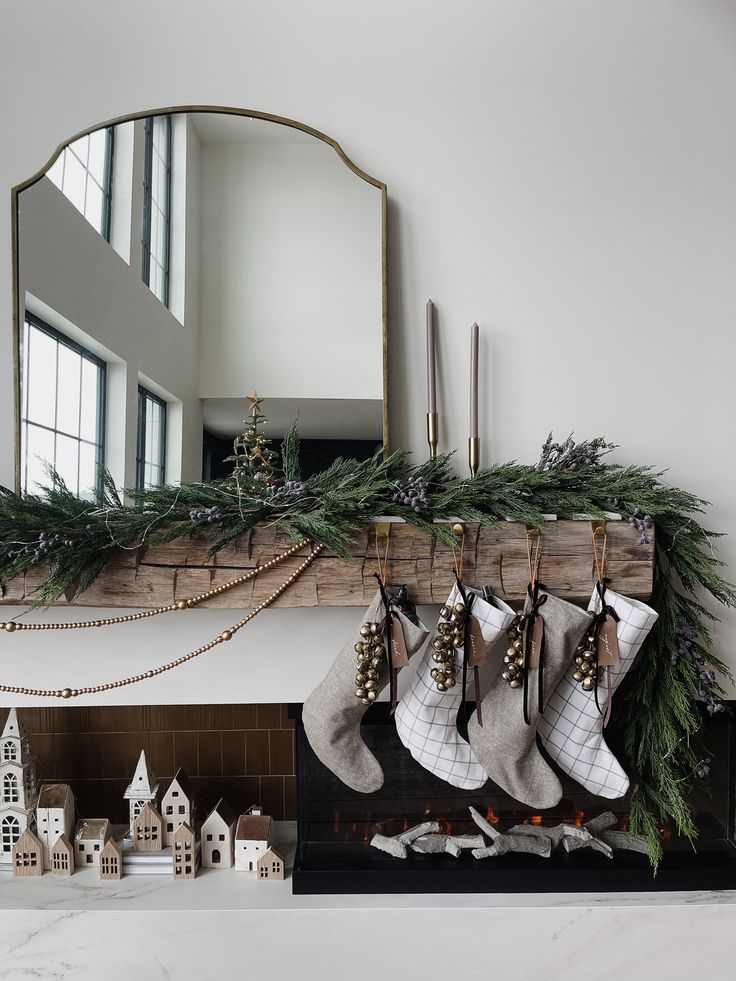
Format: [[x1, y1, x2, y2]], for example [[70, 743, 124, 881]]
[[530, 815, 542, 826], [438, 818, 452, 836], [573, 810, 585, 827], [485, 807, 500, 825]]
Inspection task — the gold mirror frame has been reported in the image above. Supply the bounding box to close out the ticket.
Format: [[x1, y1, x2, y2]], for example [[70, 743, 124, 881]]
[[10, 105, 389, 492]]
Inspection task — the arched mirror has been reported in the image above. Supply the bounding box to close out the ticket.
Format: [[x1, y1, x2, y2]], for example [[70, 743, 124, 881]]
[[12, 108, 387, 499]]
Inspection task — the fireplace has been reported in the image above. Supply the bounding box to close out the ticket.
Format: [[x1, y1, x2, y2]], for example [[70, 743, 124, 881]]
[[290, 703, 736, 894]]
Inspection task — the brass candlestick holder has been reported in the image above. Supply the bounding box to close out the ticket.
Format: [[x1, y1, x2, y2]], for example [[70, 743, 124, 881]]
[[427, 412, 438, 459], [468, 436, 480, 476]]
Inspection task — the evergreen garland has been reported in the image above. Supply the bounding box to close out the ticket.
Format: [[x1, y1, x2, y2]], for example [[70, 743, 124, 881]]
[[0, 432, 733, 868]]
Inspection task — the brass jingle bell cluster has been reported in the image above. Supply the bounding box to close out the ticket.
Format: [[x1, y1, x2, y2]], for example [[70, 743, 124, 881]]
[[430, 601, 467, 692], [502, 610, 526, 688], [354, 621, 387, 705], [571, 630, 600, 692]]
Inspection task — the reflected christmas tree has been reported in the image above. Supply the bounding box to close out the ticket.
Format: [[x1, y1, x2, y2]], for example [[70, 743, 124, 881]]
[[225, 393, 280, 485]]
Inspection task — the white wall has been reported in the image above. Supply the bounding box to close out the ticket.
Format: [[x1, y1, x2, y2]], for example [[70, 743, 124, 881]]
[[0, 0, 735, 706], [198, 136, 382, 401]]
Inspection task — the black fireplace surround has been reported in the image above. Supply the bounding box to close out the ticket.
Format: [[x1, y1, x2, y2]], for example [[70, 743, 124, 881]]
[[290, 703, 736, 894]]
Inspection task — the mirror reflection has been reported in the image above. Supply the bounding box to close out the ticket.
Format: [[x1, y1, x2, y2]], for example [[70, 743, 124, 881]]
[[15, 111, 386, 499]]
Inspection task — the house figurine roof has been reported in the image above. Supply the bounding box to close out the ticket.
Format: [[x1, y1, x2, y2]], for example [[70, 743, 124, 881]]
[[124, 750, 159, 800], [173, 821, 195, 844], [236, 813, 272, 842], [38, 783, 74, 809], [100, 837, 122, 860], [205, 797, 236, 828], [75, 818, 110, 842], [51, 833, 74, 858], [166, 767, 194, 800], [1, 707, 27, 741]]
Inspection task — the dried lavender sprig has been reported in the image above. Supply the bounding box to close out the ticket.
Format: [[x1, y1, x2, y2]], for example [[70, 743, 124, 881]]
[[534, 433, 616, 472]]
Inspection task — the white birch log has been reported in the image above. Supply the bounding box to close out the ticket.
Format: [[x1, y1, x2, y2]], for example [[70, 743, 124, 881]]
[[473, 833, 552, 859], [468, 806, 501, 840], [370, 834, 408, 859]]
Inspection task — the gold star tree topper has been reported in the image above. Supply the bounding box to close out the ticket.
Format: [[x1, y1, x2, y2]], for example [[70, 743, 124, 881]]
[[247, 392, 264, 418]]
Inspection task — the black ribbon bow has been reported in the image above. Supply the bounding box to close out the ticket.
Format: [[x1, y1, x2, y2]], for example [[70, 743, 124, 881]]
[[454, 575, 477, 729], [374, 574, 398, 714], [519, 581, 548, 726]]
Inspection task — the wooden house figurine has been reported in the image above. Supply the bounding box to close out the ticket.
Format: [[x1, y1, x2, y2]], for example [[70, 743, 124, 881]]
[[0, 708, 39, 865], [124, 750, 160, 827], [12, 827, 43, 877], [172, 822, 197, 880], [257, 847, 285, 881], [131, 802, 164, 852], [74, 818, 111, 868], [50, 833, 74, 876], [36, 783, 75, 870], [201, 797, 236, 869], [99, 837, 123, 880], [235, 807, 273, 872], [161, 768, 195, 847]]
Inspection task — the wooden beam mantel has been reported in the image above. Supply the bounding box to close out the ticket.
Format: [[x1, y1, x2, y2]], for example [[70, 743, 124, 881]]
[[1, 520, 654, 610]]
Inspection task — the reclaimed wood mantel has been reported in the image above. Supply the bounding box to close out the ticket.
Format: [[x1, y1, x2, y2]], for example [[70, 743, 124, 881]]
[[0, 519, 654, 610]]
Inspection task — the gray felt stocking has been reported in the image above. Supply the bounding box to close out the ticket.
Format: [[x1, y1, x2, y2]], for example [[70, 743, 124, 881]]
[[302, 589, 429, 793], [467, 592, 592, 809]]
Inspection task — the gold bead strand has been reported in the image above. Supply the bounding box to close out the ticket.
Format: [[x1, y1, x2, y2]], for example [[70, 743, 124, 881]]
[[0, 543, 324, 698], [0, 538, 311, 633]]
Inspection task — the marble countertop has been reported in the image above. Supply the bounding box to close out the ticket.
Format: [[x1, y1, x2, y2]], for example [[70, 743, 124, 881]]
[[1, 822, 736, 912]]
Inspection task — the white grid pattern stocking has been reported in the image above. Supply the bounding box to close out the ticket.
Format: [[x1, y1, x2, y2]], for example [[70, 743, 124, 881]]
[[538, 585, 658, 799], [394, 585, 514, 790]]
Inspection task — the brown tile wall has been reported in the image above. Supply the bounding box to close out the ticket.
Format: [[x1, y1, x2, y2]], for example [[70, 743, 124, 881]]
[[0, 705, 296, 823]]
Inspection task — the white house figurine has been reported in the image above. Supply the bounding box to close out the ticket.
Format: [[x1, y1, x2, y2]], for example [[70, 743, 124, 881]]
[[201, 797, 236, 869], [124, 750, 160, 827], [161, 767, 195, 847], [74, 818, 111, 868], [0, 708, 39, 866], [36, 783, 75, 870], [235, 806, 273, 872]]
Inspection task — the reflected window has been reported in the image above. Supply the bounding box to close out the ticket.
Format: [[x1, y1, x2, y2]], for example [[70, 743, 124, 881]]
[[46, 128, 114, 240], [20, 314, 106, 501], [142, 115, 172, 307], [136, 387, 167, 489]]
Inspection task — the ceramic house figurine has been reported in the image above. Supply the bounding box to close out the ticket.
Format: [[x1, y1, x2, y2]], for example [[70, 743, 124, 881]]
[[172, 822, 197, 880], [161, 768, 195, 847], [131, 802, 164, 852], [36, 783, 75, 870], [124, 750, 160, 827], [74, 818, 111, 868], [235, 806, 273, 872], [257, 847, 285, 880], [0, 708, 39, 866], [201, 797, 237, 869], [50, 833, 74, 875], [99, 838, 123, 880], [12, 827, 43, 877]]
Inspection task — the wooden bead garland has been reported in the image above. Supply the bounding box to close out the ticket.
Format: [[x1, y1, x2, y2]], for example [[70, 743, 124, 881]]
[[0, 542, 323, 698]]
